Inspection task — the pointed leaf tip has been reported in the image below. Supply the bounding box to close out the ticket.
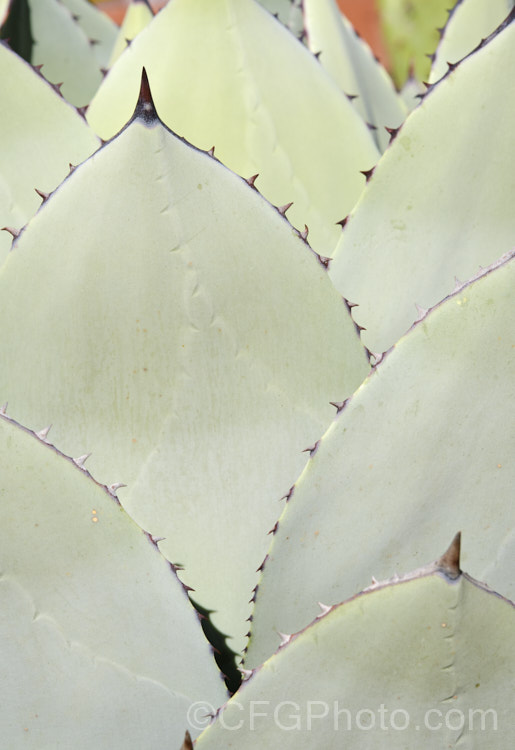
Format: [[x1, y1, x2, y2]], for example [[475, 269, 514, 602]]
[[437, 532, 461, 580], [180, 730, 193, 750], [134, 68, 159, 124]]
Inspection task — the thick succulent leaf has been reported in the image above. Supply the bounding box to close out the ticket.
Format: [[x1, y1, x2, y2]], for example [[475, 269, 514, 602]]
[[377, 0, 459, 87], [399, 68, 426, 111], [87, 0, 379, 256], [245, 251, 515, 667], [108, 0, 154, 67], [28, 0, 104, 106], [0, 82, 369, 654], [303, 0, 407, 152], [0, 411, 226, 746], [329, 15, 515, 354], [0, 42, 100, 265], [429, 0, 514, 83], [199, 545, 515, 747], [257, 0, 303, 36], [61, 0, 118, 69]]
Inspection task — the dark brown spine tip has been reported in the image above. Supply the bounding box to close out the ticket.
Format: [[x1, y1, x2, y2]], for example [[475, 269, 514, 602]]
[[336, 216, 349, 229], [437, 532, 461, 580], [385, 126, 399, 143], [180, 730, 193, 750], [360, 168, 375, 182], [246, 173, 259, 187], [302, 441, 319, 456], [133, 67, 159, 124], [280, 486, 294, 503]]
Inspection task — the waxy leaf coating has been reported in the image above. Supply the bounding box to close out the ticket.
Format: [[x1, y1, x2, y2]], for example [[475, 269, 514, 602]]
[[0, 412, 225, 746], [246, 251, 515, 667], [0, 77, 369, 654], [199, 543, 515, 747]]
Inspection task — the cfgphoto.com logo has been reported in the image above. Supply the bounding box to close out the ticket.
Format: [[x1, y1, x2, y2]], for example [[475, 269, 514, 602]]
[[187, 700, 498, 734]]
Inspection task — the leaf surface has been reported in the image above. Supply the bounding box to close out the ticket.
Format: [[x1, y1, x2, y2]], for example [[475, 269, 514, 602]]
[[0, 412, 226, 746], [246, 251, 515, 667], [29, 0, 104, 106], [87, 0, 379, 256], [0, 82, 369, 654], [61, 0, 118, 69], [0, 42, 100, 265], [200, 545, 515, 747], [329, 15, 515, 354], [257, 0, 303, 35], [303, 0, 407, 152], [108, 0, 154, 67], [429, 0, 514, 82]]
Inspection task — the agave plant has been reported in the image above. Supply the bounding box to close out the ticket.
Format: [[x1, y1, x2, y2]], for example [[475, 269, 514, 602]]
[[0, 0, 514, 747]]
